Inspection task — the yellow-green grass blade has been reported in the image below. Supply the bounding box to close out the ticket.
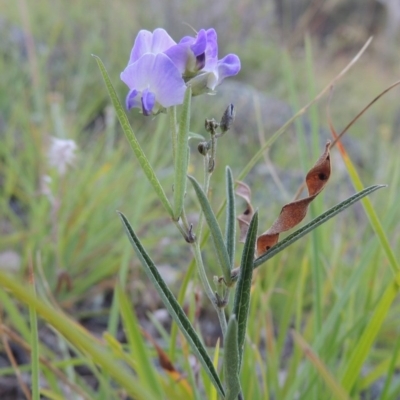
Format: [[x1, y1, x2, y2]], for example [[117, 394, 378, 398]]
[[0, 271, 153, 400]]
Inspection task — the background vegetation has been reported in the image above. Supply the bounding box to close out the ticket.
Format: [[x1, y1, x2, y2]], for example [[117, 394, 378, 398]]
[[0, 0, 399, 399]]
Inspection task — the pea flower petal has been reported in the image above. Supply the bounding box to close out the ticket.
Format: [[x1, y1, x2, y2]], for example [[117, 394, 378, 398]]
[[128, 28, 176, 65], [188, 53, 241, 95], [126, 88, 140, 110], [216, 54, 241, 85], [165, 28, 240, 93], [141, 88, 156, 116], [121, 27, 241, 113], [120, 52, 186, 114]]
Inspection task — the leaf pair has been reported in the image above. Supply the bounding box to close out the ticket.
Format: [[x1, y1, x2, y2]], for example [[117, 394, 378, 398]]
[[238, 141, 331, 257]]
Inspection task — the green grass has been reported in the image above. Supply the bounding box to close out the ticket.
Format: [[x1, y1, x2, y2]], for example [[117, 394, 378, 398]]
[[1, 0, 400, 399]]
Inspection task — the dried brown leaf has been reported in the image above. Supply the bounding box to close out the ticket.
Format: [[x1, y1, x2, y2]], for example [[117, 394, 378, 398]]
[[256, 141, 331, 256], [236, 181, 255, 242]]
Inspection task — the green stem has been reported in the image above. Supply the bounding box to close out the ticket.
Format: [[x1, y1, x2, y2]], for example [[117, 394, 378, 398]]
[[192, 242, 216, 306], [217, 306, 227, 337], [197, 154, 213, 240], [208, 134, 217, 172], [168, 106, 177, 163], [173, 219, 190, 241], [192, 240, 227, 336], [180, 208, 191, 233], [193, 151, 228, 336]]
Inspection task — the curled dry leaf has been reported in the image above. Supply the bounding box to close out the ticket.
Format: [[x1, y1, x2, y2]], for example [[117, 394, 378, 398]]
[[236, 141, 331, 257], [236, 180, 254, 242]]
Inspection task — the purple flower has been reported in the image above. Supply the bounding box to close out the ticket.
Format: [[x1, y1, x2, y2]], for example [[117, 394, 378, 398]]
[[121, 29, 186, 115], [121, 52, 186, 115], [165, 28, 241, 95], [121, 28, 241, 114]]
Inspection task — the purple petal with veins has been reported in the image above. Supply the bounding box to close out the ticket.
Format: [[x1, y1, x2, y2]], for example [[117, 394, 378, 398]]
[[121, 53, 186, 112], [128, 28, 176, 65]]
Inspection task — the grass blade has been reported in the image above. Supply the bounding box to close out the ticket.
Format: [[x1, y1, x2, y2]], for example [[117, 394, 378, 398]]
[[380, 331, 400, 399], [116, 287, 163, 398], [224, 316, 241, 400], [292, 330, 350, 400], [174, 86, 191, 220], [341, 273, 400, 391], [0, 272, 153, 400], [29, 270, 40, 400], [93, 55, 174, 218], [118, 211, 225, 398], [336, 145, 399, 274], [225, 166, 236, 268], [233, 211, 258, 364], [252, 184, 386, 270], [188, 175, 232, 285]]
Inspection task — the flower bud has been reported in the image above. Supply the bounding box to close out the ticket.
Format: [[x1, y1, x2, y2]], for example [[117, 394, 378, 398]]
[[198, 141, 210, 155], [220, 104, 235, 133], [204, 118, 219, 133]]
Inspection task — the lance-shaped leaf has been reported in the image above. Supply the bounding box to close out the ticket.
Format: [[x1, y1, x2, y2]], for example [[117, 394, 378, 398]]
[[118, 212, 225, 398], [256, 141, 331, 256], [225, 166, 236, 268], [223, 316, 241, 400], [93, 55, 174, 218], [174, 86, 192, 220], [188, 175, 232, 285], [233, 211, 258, 365]]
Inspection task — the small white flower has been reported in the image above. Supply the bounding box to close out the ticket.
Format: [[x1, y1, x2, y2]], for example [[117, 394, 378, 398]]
[[48, 137, 77, 176]]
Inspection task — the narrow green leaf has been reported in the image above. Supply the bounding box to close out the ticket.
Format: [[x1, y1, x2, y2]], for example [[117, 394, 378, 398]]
[[225, 166, 236, 268], [233, 211, 258, 364], [189, 131, 205, 141], [93, 55, 174, 218], [224, 316, 241, 400], [209, 339, 221, 400], [118, 212, 225, 398], [253, 184, 386, 270], [188, 175, 232, 285], [174, 86, 192, 220], [341, 272, 400, 391], [116, 287, 163, 398]]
